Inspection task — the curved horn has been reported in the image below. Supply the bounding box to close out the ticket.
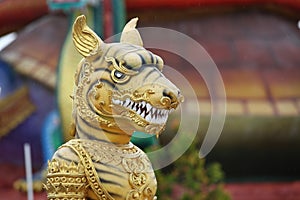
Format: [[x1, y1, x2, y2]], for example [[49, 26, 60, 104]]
[[120, 17, 143, 46], [72, 15, 103, 57]]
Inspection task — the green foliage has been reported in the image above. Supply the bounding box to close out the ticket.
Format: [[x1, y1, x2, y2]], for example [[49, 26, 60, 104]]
[[155, 143, 231, 200]]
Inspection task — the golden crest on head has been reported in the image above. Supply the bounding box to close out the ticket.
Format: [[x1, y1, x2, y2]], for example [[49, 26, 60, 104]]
[[120, 17, 143, 46], [72, 15, 143, 58], [72, 15, 102, 57]]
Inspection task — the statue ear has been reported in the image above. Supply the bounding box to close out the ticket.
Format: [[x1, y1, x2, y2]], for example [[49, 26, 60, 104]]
[[120, 18, 143, 46], [72, 15, 103, 57]]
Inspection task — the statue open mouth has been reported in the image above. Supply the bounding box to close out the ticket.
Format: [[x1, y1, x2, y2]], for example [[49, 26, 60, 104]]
[[112, 98, 173, 125]]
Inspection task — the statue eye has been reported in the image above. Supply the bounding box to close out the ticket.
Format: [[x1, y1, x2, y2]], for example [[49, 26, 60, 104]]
[[114, 70, 125, 79], [111, 69, 129, 83]]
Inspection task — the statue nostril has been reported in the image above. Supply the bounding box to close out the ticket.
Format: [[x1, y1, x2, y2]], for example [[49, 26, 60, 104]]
[[163, 89, 176, 102]]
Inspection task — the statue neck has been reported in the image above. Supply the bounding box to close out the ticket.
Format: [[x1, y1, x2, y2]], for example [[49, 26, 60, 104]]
[[75, 115, 132, 144]]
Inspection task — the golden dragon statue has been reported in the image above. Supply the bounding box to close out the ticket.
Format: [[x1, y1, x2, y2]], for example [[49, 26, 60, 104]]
[[44, 15, 183, 200]]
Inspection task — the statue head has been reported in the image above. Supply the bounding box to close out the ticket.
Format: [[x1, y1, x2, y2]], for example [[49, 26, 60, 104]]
[[72, 15, 183, 143]]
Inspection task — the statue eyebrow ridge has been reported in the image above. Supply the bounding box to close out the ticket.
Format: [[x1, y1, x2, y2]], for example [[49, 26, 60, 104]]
[[105, 56, 138, 76]]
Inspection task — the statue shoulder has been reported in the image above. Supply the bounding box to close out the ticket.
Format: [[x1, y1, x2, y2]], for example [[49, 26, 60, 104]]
[[51, 139, 82, 163]]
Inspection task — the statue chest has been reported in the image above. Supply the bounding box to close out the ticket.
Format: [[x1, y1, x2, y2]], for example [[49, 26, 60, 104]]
[[74, 139, 157, 200]]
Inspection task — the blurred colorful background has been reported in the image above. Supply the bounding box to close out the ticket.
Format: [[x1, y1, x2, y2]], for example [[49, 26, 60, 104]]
[[0, 0, 300, 199]]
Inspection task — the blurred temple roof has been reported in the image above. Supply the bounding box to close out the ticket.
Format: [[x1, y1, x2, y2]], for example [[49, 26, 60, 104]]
[[0, 14, 68, 89]]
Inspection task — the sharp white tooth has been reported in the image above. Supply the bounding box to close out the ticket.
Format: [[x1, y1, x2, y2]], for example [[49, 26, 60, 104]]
[[153, 107, 157, 114], [156, 117, 159, 124], [151, 116, 155, 123], [137, 108, 141, 115], [152, 117, 156, 124], [164, 115, 168, 123], [146, 103, 151, 112], [125, 98, 130, 107], [141, 111, 145, 118], [114, 99, 120, 104], [159, 109, 163, 116], [129, 100, 134, 108], [150, 114, 154, 123], [137, 103, 140, 111], [145, 114, 151, 122]]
